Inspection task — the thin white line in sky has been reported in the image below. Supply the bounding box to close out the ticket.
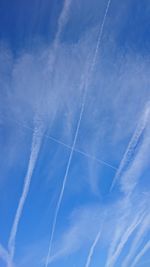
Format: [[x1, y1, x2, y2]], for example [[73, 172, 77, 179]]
[[45, 0, 112, 265], [7, 117, 117, 171]]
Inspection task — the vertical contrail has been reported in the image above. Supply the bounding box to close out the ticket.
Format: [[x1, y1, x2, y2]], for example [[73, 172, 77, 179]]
[[84, 225, 103, 267], [130, 240, 150, 267], [8, 122, 43, 263], [45, 0, 112, 266], [110, 103, 150, 192]]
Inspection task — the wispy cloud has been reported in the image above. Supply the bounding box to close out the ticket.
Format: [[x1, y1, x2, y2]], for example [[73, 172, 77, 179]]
[[47, 205, 103, 264]]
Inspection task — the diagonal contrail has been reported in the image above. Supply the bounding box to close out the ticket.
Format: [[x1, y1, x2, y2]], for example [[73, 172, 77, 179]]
[[105, 212, 145, 267], [84, 222, 104, 267], [110, 102, 150, 192], [7, 122, 44, 264], [130, 240, 150, 267], [8, 0, 72, 263], [48, 0, 72, 74], [44, 0, 112, 266], [0, 243, 12, 266], [122, 214, 150, 267]]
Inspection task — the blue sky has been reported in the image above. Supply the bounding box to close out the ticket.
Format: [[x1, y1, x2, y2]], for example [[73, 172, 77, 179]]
[[0, 0, 150, 266]]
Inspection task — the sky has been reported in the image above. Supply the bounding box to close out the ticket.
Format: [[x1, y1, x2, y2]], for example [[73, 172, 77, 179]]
[[0, 0, 150, 267]]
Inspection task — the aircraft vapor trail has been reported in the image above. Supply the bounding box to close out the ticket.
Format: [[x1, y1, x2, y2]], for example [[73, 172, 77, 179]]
[[122, 214, 150, 267], [84, 225, 103, 267], [54, 0, 71, 44], [106, 212, 145, 267], [10, 117, 117, 171], [105, 218, 126, 267], [110, 103, 150, 192], [8, 0, 71, 262], [130, 240, 150, 267], [0, 244, 11, 266], [44, 0, 112, 266], [48, 0, 72, 73], [7, 123, 43, 264]]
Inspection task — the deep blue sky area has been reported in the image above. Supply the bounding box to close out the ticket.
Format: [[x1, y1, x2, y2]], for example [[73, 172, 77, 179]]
[[0, 0, 150, 53], [0, 1, 150, 267]]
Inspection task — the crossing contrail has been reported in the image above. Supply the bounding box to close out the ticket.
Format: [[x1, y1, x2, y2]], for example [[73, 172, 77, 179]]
[[9, 116, 117, 171], [110, 103, 150, 192], [130, 240, 150, 267], [7, 122, 43, 264], [44, 0, 112, 266]]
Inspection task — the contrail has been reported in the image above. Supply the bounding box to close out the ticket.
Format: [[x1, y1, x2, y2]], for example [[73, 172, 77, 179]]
[[44, 0, 112, 266], [84, 224, 103, 267], [122, 214, 150, 267], [105, 216, 126, 267], [8, 122, 43, 263], [74, 148, 117, 170], [0, 244, 11, 266], [110, 103, 150, 192], [8, 0, 71, 262], [48, 0, 72, 73], [105, 212, 145, 267], [9, 116, 117, 171], [130, 240, 150, 267], [54, 0, 71, 44]]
